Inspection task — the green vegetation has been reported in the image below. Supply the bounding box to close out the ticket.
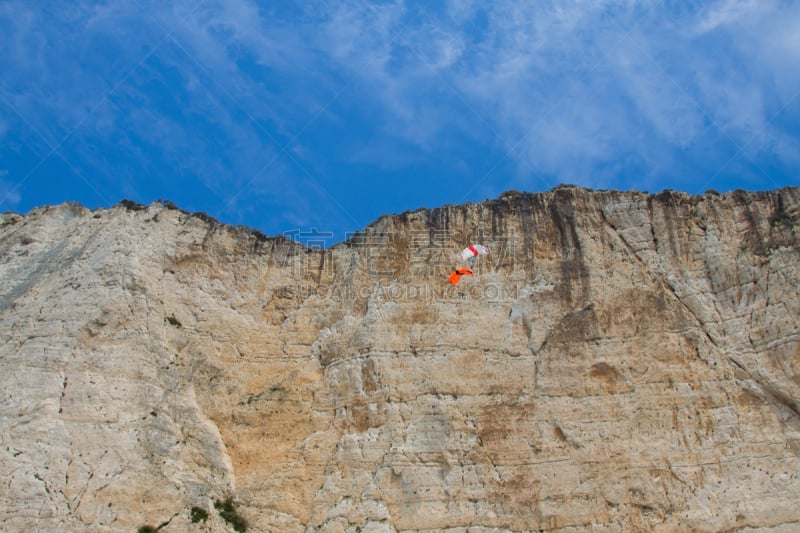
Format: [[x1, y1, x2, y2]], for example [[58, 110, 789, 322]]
[[551, 183, 580, 191], [190, 506, 208, 523], [137, 526, 158, 533], [770, 205, 796, 228], [190, 211, 219, 225], [500, 189, 524, 200], [215, 498, 247, 532], [165, 314, 182, 328], [119, 199, 146, 211], [156, 199, 180, 211], [250, 228, 268, 243]]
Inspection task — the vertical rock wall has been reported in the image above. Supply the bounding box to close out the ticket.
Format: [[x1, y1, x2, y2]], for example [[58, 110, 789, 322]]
[[0, 187, 798, 532]]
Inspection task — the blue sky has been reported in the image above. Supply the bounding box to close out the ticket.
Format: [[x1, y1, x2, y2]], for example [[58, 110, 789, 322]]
[[1, 1, 798, 245]]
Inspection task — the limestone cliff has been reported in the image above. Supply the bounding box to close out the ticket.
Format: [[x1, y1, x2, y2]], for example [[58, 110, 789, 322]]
[[1, 187, 799, 532]]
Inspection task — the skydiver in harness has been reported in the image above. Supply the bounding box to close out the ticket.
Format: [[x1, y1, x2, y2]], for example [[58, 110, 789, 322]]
[[447, 244, 488, 298]]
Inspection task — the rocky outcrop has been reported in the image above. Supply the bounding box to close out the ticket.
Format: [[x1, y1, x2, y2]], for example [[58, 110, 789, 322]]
[[1, 187, 798, 532]]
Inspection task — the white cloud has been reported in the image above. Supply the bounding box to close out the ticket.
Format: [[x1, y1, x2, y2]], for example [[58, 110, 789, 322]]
[[2, 0, 796, 226], [695, 0, 769, 34], [681, 0, 800, 175], [288, 0, 798, 198]]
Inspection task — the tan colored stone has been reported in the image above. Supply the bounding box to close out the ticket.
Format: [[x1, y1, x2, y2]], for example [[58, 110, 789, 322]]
[[1, 188, 799, 532]]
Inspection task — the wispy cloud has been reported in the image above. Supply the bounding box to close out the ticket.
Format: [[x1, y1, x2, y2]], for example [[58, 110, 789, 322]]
[[1, 0, 797, 239], [308, 1, 799, 189]]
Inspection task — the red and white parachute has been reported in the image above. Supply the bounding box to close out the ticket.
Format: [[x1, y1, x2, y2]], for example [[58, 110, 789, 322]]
[[447, 244, 488, 285], [459, 244, 489, 262]]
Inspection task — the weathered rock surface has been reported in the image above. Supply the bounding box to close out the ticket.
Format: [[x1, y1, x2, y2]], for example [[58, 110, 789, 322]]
[[1, 187, 799, 532]]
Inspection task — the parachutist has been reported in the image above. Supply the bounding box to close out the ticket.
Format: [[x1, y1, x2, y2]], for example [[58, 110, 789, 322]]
[[448, 244, 488, 284]]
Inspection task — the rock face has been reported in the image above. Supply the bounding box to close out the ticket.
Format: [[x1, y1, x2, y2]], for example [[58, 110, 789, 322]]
[[1, 187, 799, 532]]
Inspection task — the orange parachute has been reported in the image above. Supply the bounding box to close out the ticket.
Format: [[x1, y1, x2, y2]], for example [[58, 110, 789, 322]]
[[448, 267, 474, 285]]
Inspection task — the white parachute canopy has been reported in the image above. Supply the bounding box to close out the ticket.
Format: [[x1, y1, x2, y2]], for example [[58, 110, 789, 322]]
[[459, 244, 489, 262]]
